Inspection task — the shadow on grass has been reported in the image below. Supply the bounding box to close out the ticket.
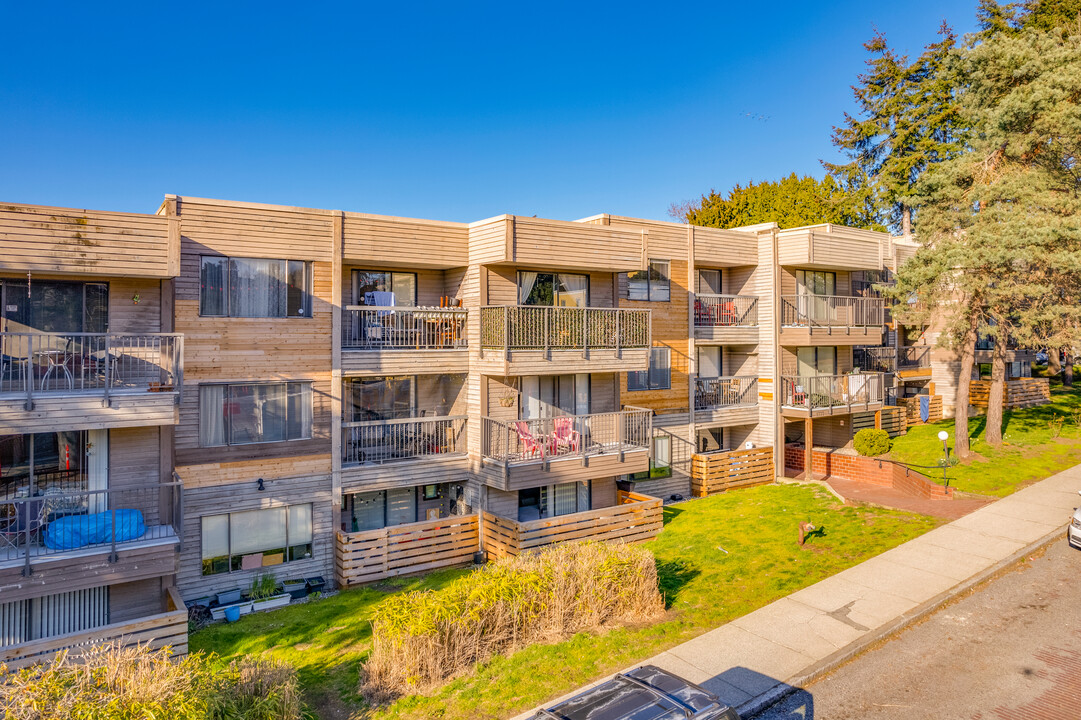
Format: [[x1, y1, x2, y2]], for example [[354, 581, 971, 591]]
[[802, 526, 827, 544], [656, 558, 700, 609], [662, 505, 684, 526]]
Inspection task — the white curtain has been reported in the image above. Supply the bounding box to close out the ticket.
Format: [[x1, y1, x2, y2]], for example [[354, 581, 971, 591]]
[[288, 504, 313, 547], [199, 385, 226, 447], [574, 374, 590, 415], [556, 274, 588, 307], [230, 258, 285, 318], [553, 482, 577, 516], [86, 429, 108, 514], [230, 507, 287, 556], [576, 481, 590, 512], [201, 514, 229, 563], [520, 376, 541, 419], [518, 272, 538, 304], [698, 346, 721, 378]]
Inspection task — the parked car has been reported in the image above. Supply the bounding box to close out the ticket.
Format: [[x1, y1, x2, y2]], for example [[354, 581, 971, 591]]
[[525, 665, 741, 720], [1036, 351, 1049, 365], [1068, 491, 1081, 550]]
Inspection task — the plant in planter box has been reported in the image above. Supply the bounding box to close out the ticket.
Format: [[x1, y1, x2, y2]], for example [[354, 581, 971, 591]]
[[281, 578, 307, 600], [249, 572, 290, 612]]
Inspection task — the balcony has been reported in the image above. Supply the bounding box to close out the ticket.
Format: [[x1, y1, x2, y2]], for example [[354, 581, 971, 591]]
[[478, 305, 651, 375], [340, 415, 469, 487], [693, 294, 759, 344], [779, 295, 885, 345], [694, 376, 760, 426], [479, 408, 652, 490], [897, 345, 932, 378], [0, 333, 182, 433], [341, 306, 468, 375], [779, 373, 885, 417], [853, 346, 897, 373], [0, 482, 182, 602]]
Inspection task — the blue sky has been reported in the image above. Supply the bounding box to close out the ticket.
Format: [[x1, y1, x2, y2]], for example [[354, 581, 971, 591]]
[[0, 1, 979, 223]]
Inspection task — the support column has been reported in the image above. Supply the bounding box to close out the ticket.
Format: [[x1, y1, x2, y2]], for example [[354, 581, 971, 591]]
[[804, 417, 813, 479], [874, 409, 881, 430]]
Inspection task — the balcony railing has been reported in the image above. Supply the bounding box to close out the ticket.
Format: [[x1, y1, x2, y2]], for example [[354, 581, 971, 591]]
[[780, 373, 884, 410], [854, 346, 897, 373], [694, 376, 759, 410], [481, 407, 652, 464], [0, 482, 182, 573], [694, 294, 758, 328], [342, 306, 467, 350], [898, 345, 931, 369], [0, 333, 183, 407], [479, 306, 650, 353], [342, 415, 467, 465], [780, 295, 885, 327]]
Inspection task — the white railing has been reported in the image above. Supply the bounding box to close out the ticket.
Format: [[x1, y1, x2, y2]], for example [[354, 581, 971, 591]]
[[694, 294, 758, 327], [780, 295, 885, 327], [481, 408, 652, 464], [342, 415, 467, 465], [781, 373, 884, 410], [0, 333, 183, 407], [342, 306, 467, 350], [694, 376, 759, 410], [479, 306, 650, 352]]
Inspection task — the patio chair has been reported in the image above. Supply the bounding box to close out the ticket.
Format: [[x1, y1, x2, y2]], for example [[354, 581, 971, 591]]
[[550, 416, 581, 454], [0, 498, 45, 554], [513, 421, 543, 458]]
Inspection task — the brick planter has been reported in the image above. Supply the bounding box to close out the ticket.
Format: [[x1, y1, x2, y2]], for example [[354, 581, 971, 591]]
[[785, 443, 951, 498]]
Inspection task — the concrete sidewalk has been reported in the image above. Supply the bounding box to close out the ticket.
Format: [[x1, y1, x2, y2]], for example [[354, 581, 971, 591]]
[[511, 464, 1081, 719]]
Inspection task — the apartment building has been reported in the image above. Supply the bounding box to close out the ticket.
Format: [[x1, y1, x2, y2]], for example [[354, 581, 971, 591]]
[[0, 195, 908, 666]]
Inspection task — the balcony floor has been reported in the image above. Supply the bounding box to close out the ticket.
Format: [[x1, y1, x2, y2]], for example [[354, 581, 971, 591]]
[[0, 527, 178, 569]]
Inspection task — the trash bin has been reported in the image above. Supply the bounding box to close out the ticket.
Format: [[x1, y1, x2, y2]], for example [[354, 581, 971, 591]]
[[224, 605, 241, 623]]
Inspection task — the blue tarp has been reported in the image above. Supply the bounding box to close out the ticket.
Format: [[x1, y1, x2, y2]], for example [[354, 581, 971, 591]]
[[44, 510, 147, 550], [919, 395, 931, 423]]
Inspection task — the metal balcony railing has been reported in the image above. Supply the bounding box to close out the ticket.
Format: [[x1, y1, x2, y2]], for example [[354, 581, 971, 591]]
[[342, 306, 467, 350], [694, 376, 759, 410], [780, 295, 885, 328], [479, 306, 650, 353], [481, 407, 652, 464], [897, 345, 931, 369], [780, 373, 884, 410], [0, 333, 183, 408], [693, 294, 758, 328], [854, 346, 897, 373], [342, 415, 467, 465], [0, 482, 182, 573]]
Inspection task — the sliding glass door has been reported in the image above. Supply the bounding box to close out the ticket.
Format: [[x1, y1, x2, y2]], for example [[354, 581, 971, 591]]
[[0, 280, 108, 334], [517, 272, 589, 307]]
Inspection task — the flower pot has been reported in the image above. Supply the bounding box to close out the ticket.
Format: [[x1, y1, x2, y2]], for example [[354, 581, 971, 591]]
[[252, 594, 291, 612], [224, 605, 241, 623], [281, 579, 307, 600], [216, 589, 242, 606], [304, 576, 326, 595]]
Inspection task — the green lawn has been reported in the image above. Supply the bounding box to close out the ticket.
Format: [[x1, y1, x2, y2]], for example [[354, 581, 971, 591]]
[[888, 382, 1081, 497], [191, 484, 940, 720]]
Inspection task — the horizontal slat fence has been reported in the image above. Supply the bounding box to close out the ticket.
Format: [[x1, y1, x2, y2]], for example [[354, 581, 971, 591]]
[[880, 406, 908, 436], [336, 514, 479, 587], [691, 446, 774, 497], [902, 395, 943, 424], [970, 378, 1051, 409]]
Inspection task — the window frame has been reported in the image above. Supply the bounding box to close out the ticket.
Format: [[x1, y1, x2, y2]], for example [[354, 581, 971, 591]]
[[199, 381, 314, 447], [628, 346, 671, 391], [199, 256, 313, 319], [352, 270, 418, 307], [626, 260, 671, 302], [631, 436, 673, 480], [200, 502, 314, 576]]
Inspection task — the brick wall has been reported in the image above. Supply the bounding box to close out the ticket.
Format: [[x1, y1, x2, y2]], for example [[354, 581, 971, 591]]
[[784, 444, 951, 498]]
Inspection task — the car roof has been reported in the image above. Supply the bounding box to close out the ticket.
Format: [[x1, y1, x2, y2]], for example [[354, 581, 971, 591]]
[[528, 665, 726, 720]]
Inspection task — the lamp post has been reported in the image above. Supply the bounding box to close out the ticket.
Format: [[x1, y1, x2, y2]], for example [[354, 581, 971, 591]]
[[938, 430, 950, 489]]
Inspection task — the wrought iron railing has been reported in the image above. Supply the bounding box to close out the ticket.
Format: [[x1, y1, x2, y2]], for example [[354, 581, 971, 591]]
[[0, 482, 182, 574], [694, 376, 759, 410], [481, 408, 652, 464], [693, 294, 758, 328], [342, 415, 467, 465], [779, 295, 885, 327], [0, 333, 183, 407], [479, 306, 650, 352], [897, 345, 931, 369], [342, 306, 467, 350], [854, 346, 897, 373], [780, 373, 884, 410]]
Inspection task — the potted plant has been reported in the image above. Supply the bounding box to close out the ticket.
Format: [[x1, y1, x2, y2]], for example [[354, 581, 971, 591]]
[[216, 588, 242, 606], [304, 576, 326, 595], [249, 573, 291, 612], [281, 578, 307, 600]]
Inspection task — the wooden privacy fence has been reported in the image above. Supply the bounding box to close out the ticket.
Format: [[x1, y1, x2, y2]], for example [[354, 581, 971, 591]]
[[480, 491, 663, 560], [0, 588, 188, 671], [970, 378, 1051, 410], [902, 395, 943, 424], [336, 514, 480, 587], [852, 407, 907, 437], [690, 446, 774, 497]]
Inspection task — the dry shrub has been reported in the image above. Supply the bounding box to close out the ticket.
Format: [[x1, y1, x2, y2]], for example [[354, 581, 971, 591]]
[[0, 642, 301, 720], [363, 540, 664, 701]]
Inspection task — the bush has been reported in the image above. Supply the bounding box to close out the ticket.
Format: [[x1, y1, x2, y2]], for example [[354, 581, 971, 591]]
[[0, 642, 302, 720], [362, 541, 664, 701], [854, 428, 890, 457]]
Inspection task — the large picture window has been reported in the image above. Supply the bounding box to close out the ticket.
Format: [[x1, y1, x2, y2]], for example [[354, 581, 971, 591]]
[[200, 382, 312, 447], [0, 279, 108, 334], [201, 504, 313, 575], [200, 256, 312, 318], [626, 260, 670, 302], [628, 347, 671, 391], [517, 272, 589, 307]]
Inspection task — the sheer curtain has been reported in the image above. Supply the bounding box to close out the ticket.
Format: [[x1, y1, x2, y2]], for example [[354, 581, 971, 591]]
[[199, 385, 226, 447], [230, 259, 285, 317], [553, 482, 577, 516], [230, 507, 287, 556], [556, 274, 588, 307], [518, 272, 538, 304]]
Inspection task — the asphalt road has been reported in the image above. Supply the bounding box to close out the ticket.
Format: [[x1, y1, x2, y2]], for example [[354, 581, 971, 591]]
[[751, 536, 1081, 720]]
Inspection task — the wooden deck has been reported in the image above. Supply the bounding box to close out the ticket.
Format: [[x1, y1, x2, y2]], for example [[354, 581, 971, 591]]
[[690, 446, 774, 497], [335, 514, 479, 587], [0, 587, 188, 671]]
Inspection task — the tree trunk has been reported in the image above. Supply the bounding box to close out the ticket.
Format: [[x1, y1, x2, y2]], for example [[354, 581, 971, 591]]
[[986, 336, 1007, 446], [954, 315, 978, 460], [901, 206, 912, 237], [1066, 352, 1074, 386]]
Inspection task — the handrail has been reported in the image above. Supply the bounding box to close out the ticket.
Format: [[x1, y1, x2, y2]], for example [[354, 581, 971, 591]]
[[780, 373, 884, 410], [479, 305, 650, 351], [897, 345, 931, 368], [481, 408, 653, 464], [694, 375, 759, 410], [342, 306, 467, 350], [693, 294, 758, 327], [779, 295, 885, 328], [342, 415, 467, 465]]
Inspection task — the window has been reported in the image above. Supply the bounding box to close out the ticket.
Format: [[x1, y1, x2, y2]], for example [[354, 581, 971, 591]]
[[517, 272, 589, 307], [631, 436, 672, 480], [341, 488, 418, 532], [697, 269, 721, 295], [626, 260, 670, 302], [517, 482, 590, 521], [795, 270, 836, 296], [352, 270, 416, 307], [0, 279, 108, 333], [200, 256, 312, 318], [200, 382, 312, 447], [796, 347, 837, 376], [520, 374, 590, 419], [201, 504, 313, 575], [628, 347, 671, 391], [0, 432, 87, 499]]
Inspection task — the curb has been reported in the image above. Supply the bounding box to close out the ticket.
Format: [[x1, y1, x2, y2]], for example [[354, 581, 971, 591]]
[[736, 521, 1071, 719]]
